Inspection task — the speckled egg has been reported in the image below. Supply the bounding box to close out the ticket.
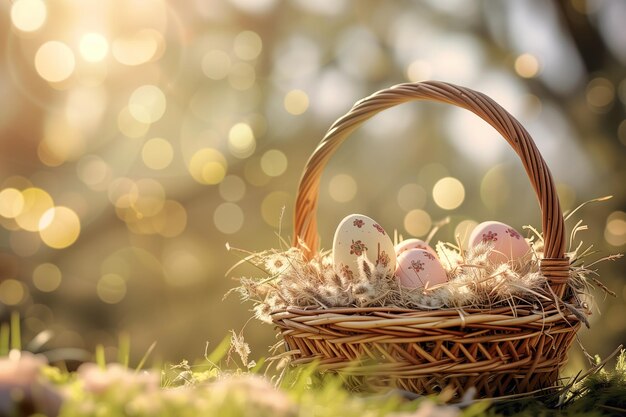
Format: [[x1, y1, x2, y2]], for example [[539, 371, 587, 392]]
[[332, 214, 396, 280], [395, 238, 438, 259], [468, 221, 530, 264], [395, 249, 448, 289]]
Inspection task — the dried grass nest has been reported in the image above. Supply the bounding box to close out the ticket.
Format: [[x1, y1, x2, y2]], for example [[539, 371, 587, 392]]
[[230, 215, 619, 325]]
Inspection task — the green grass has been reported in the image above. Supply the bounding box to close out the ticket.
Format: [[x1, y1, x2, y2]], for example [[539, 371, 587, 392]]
[[1, 320, 625, 417]]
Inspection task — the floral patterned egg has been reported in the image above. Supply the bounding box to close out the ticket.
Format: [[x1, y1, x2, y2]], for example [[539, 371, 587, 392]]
[[332, 214, 396, 281], [395, 238, 438, 258], [395, 249, 448, 289], [468, 221, 530, 264]]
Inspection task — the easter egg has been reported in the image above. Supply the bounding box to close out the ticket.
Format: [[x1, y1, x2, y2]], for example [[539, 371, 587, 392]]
[[332, 214, 396, 280], [395, 238, 438, 258], [468, 221, 530, 264], [395, 249, 448, 289]]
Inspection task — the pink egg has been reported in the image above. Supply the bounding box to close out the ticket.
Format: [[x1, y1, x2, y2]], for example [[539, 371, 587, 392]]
[[394, 238, 438, 258], [395, 249, 448, 289], [468, 221, 530, 264]]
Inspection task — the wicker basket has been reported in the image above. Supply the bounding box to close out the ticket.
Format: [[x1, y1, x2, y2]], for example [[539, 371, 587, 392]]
[[271, 81, 581, 398]]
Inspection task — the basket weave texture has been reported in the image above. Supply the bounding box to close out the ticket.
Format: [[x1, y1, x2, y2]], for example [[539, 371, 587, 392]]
[[272, 81, 580, 398]]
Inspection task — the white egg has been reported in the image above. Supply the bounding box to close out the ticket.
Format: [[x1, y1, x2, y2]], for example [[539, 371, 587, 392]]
[[395, 238, 438, 258], [395, 248, 448, 289], [468, 221, 530, 264], [332, 214, 396, 281]]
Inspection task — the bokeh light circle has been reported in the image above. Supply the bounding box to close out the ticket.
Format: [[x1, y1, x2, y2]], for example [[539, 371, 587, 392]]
[[11, 0, 47, 32], [480, 165, 509, 211], [15, 187, 54, 232], [112, 29, 163, 66], [605, 211, 626, 247], [261, 191, 290, 227], [219, 175, 246, 202], [128, 85, 167, 124], [234, 31, 263, 60], [260, 149, 288, 177], [432, 177, 465, 210], [155, 200, 187, 238], [79, 33, 109, 62], [284, 90, 309, 115], [0, 279, 25, 306], [213, 202, 244, 234], [403, 209, 432, 237], [201, 50, 231, 80], [97, 273, 126, 304], [328, 174, 357, 203], [586, 78, 615, 109], [228, 123, 256, 158], [108, 178, 138, 209], [38, 206, 81, 249], [35, 41, 76, 83], [117, 106, 150, 138], [33, 263, 62, 292], [141, 179, 167, 215], [454, 219, 478, 248], [142, 137, 173, 170], [189, 148, 227, 185], [0, 188, 25, 218], [514, 54, 539, 78], [77, 155, 111, 189]]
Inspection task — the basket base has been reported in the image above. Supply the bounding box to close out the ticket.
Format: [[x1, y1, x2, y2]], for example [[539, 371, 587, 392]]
[[350, 367, 562, 399], [274, 307, 581, 400]]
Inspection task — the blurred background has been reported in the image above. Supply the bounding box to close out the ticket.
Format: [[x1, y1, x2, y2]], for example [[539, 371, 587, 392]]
[[0, 0, 624, 368]]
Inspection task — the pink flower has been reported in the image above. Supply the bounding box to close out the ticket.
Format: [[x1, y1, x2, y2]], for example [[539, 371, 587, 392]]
[[78, 363, 159, 395], [0, 351, 62, 416]]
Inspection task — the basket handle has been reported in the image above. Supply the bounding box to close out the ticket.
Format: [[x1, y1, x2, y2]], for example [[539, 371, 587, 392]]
[[293, 81, 570, 298]]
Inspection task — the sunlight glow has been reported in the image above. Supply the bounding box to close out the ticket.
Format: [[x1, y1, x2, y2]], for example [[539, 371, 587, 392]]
[[228, 123, 256, 158], [38, 206, 81, 249], [35, 41, 76, 83], [11, 0, 47, 32], [112, 29, 163, 66], [80, 33, 109, 62]]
